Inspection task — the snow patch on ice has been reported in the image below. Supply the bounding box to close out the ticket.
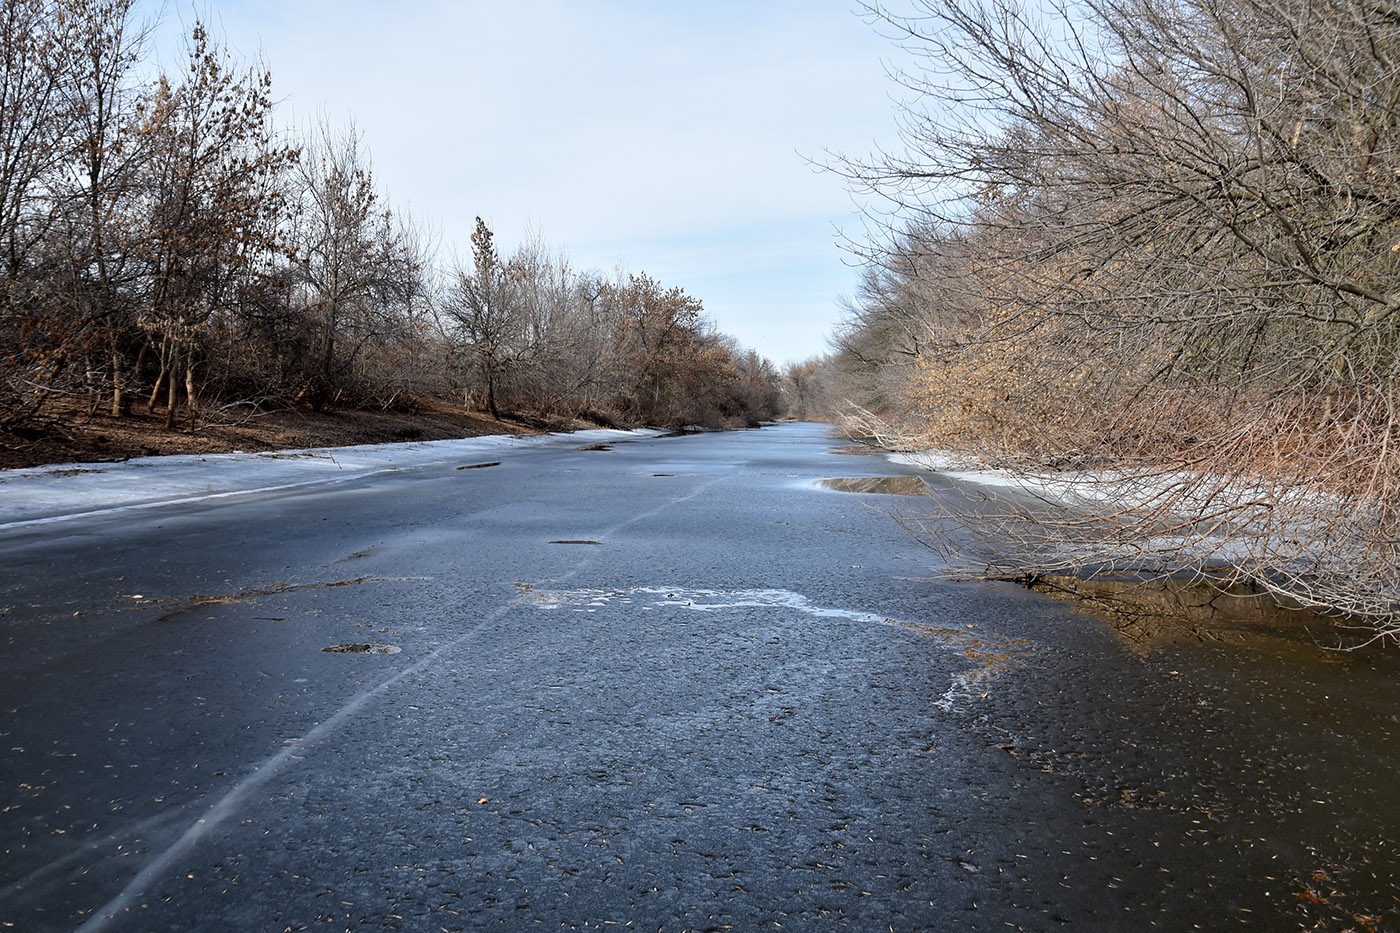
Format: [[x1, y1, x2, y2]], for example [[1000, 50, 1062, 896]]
[[887, 450, 1030, 490], [0, 429, 652, 529]]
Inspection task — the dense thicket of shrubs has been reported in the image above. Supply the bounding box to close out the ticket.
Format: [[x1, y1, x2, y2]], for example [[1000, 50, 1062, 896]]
[[832, 0, 1400, 630]]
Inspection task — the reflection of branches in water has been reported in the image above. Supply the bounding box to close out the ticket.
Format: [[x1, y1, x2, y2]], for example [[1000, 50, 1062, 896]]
[[1009, 572, 1357, 651]]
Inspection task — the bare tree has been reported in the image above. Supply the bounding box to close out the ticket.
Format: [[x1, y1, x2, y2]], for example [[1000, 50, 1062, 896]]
[[603, 272, 710, 425], [288, 119, 423, 408], [48, 0, 148, 418], [0, 0, 67, 276], [131, 22, 295, 427], [442, 218, 520, 418], [0, 0, 75, 427]]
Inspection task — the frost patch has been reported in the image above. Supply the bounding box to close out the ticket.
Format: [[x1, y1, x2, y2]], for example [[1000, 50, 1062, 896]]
[[514, 585, 1031, 710]]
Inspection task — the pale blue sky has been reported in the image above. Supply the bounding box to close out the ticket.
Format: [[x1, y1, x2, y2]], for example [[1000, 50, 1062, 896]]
[[142, 2, 908, 364]]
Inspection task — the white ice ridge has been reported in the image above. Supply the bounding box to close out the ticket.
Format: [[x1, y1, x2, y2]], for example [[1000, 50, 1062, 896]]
[[515, 585, 1032, 711]]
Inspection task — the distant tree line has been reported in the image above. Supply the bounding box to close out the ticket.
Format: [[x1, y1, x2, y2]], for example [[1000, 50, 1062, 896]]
[[833, 0, 1400, 631], [0, 0, 782, 439], [441, 218, 783, 428]]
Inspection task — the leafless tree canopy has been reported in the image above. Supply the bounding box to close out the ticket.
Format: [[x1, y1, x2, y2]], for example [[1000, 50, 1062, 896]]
[[0, 1, 783, 439], [835, 0, 1400, 634]]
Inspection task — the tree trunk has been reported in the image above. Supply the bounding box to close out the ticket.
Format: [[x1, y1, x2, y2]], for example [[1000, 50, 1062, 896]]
[[148, 338, 169, 413], [184, 343, 198, 417], [165, 353, 179, 429], [109, 334, 124, 417]]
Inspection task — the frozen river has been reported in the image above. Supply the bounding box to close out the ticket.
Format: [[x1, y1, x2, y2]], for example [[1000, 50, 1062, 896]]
[[1, 422, 1395, 930]]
